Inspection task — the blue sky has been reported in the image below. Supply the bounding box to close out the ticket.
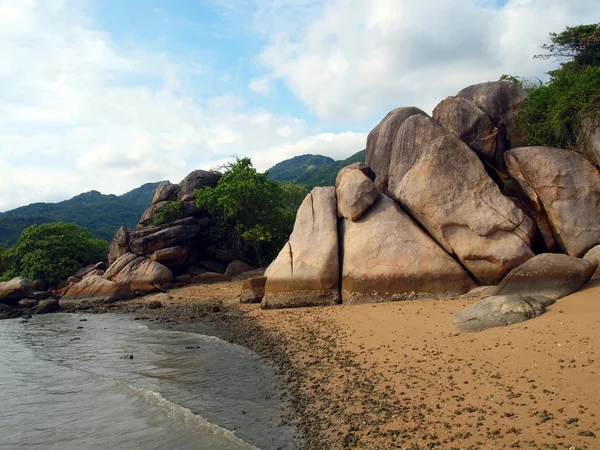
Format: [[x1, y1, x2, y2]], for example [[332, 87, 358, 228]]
[[0, 0, 599, 211]]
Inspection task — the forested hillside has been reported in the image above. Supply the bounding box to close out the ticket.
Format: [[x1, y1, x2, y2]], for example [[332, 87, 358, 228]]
[[0, 182, 159, 247], [268, 150, 366, 188]]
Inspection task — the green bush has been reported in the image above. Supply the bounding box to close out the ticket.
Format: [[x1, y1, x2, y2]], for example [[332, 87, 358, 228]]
[[516, 65, 600, 149], [152, 201, 184, 226], [1, 222, 108, 285]]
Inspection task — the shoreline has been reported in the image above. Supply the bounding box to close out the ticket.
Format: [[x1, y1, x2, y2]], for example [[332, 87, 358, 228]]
[[66, 275, 600, 449]]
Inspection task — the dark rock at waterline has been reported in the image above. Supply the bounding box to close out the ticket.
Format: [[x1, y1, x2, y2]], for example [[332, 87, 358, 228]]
[[34, 298, 60, 314]]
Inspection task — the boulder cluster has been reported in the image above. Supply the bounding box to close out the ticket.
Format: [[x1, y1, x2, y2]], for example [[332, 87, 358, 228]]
[[0, 170, 256, 316], [257, 81, 600, 331]]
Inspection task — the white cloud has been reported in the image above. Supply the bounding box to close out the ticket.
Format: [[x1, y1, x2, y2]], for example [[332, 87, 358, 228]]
[[0, 0, 361, 212], [256, 0, 600, 121], [249, 76, 273, 95]]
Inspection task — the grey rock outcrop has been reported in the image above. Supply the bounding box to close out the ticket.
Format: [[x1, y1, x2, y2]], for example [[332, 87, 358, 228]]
[[177, 170, 221, 202], [366, 107, 428, 191], [152, 181, 179, 204], [387, 114, 535, 284], [262, 187, 339, 309], [495, 253, 597, 300], [583, 245, 600, 280], [451, 294, 550, 333], [336, 169, 380, 221], [224, 260, 254, 278], [506, 146, 600, 257], [341, 195, 475, 304]]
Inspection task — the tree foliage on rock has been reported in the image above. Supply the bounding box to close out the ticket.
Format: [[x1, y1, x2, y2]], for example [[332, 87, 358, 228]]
[[517, 23, 600, 151], [1, 222, 108, 285], [195, 157, 307, 266]]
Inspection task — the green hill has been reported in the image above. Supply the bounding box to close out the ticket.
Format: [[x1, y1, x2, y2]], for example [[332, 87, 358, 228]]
[[268, 150, 366, 189], [0, 182, 160, 247], [267, 154, 335, 182]]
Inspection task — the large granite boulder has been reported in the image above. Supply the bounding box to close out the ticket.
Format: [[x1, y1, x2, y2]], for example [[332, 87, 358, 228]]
[[495, 253, 597, 301], [432, 96, 498, 160], [108, 226, 130, 266], [387, 114, 535, 284], [366, 107, 428, 191], [335, 162, 375, 187], [583, 245, 600, 280], [341, 195, 475, 304], [457, 81, 528, 154], [581, 117, 600, 166], [152, 181, 179, 204], [61, 275, 134, 305], [224, 260, 254, 278], [505, 146, 600, 257], [336, 169, 380, 221], [0, 278, 34, 305], [104, 253, 173, 293], [262, 187, 339, 309], [451, 294, 550, 333], [177, 170, 221, 202]]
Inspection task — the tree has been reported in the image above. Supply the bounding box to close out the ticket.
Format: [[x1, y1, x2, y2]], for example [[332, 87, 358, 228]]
[[196, 157, 307, 266], [0, 247, 6, 277], [1, 222, 108, 285], [535, 24, 600, 69], [516, 24, 600, 152]]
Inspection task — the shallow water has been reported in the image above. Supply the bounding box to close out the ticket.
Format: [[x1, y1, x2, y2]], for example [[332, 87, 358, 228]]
[[0, 313, 298, 450]]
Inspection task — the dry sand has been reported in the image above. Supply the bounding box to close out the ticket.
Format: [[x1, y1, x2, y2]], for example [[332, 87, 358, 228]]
[[116, 276, 600, 449]]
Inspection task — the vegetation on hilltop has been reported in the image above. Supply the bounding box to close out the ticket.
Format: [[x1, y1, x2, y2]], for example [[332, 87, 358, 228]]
[[267, 154, 334, 182], [0, 182, 160, 247], [1, 223, 108, 285], [268, 150, 366, 189], [516, 23, 600, 153], [196, 157, 307, 266]]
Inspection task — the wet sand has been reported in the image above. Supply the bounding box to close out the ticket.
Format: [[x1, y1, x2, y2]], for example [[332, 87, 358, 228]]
[[110, 276, 600, 449]]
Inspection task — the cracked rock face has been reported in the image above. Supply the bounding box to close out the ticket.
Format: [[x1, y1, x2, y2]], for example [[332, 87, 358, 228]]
[[366, 106, 428, 192], [506, 146, 600, 257], [262, 187, 339, 309], [387, 114, 535, 285], [340, 195, 475, 304]]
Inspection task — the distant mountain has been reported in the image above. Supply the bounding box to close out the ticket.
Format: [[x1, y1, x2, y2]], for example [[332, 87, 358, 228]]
[[268, 150, 366, 189], [0, 182, 160, 247]]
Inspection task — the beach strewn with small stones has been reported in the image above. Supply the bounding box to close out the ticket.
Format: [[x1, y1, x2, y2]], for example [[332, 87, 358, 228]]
[[101, 275, 600, 449]]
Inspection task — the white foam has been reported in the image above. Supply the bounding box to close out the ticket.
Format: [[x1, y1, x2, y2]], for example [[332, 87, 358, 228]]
[[126, 384, 259, 450]]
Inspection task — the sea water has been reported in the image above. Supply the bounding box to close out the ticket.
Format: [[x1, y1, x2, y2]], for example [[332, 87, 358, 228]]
[[0, 313, 298, 450]]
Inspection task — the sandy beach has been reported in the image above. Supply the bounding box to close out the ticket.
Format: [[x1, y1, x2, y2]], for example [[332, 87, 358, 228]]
[[109, 275, 600, 449]]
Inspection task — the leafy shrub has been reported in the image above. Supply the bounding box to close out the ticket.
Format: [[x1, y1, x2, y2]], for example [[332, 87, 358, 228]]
[[516, 65, 600, 149], [1, 222, 108, 285], [152, 201, 183, 226]]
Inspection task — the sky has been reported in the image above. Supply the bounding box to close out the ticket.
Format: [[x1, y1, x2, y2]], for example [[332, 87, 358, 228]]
[[0, 0, 599, 211]]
